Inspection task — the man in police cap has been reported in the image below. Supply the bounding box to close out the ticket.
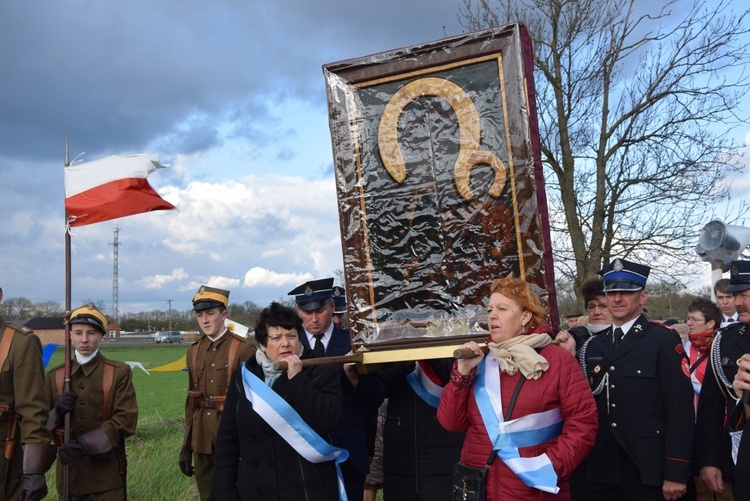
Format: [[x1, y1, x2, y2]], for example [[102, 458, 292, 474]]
[[332, 285, 347, 329], [180, 285, 255, 501], [0, 286, 55, 501], [580, 258, 693, 500], [289, 278, 384, 501], [697, 260, 750, 500]]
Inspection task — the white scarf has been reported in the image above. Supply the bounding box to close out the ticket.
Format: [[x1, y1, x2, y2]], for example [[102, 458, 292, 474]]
[[487, 333, 552, 380]]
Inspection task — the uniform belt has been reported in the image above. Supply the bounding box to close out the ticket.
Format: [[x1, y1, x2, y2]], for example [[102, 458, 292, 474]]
[[199, 397, 216, 409]]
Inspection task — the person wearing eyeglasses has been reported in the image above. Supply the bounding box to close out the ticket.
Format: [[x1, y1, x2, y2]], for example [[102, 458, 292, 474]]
[[214, 302, 344, 500], [682, 298, 722, 500]]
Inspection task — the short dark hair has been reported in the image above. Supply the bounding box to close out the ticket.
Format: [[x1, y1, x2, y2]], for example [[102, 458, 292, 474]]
[[254, 302, 303, 347], [714, 278, 731, 295], [687, 297, 722, 329], [581, 275, 605, 304]]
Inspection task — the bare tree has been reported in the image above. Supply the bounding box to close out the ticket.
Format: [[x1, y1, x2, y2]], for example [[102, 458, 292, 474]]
[[459, 0, 750, 299]]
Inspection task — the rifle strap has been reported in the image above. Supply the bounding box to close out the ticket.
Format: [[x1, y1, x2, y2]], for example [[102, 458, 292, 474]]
[[0, 326, 15, 372]]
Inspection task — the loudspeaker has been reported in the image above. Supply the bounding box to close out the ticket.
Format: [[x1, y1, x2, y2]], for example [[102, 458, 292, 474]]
[[696, 220, 750, 271]]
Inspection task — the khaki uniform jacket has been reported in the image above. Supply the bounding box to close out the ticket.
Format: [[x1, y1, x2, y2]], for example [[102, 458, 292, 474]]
[[0, 318, 52, 496], [46, 352, 138, 496], [185, 332, 255, 454]]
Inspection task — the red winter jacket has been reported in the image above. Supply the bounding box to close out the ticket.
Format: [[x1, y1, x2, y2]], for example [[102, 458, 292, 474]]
[[437, 343, 598, 501]]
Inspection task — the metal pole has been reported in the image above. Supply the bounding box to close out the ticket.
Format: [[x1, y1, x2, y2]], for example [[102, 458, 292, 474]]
[[63, 137, 72, 501]]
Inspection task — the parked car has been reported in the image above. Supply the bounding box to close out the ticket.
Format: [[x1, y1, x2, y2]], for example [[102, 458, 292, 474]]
[[155, 331, 182, 343]]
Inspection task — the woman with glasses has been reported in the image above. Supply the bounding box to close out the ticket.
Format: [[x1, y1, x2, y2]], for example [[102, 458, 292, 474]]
[[214, 302, 344, 500]]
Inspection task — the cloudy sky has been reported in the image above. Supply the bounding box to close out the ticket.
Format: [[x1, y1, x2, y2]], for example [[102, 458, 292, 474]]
[[1, 0, 749, 316]]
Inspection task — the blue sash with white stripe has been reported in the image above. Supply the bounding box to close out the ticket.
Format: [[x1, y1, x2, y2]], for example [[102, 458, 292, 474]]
[[241, 365, 349, 500], [406, 362, 443, 408], [474, 356, 562, 494]]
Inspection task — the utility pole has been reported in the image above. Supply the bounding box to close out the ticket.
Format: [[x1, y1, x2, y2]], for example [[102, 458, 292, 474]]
[[167, 299, 173, 329], [110, 227, 120, 321]]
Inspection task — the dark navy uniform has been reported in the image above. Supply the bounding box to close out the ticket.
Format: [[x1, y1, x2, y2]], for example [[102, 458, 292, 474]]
[[580, 314, 694, 497], [695, 321, 748, 488]]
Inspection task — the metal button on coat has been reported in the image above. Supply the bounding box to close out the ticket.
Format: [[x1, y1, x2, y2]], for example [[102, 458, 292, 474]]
[[611, 422, 617, 428], [609, 366, 615, 371]]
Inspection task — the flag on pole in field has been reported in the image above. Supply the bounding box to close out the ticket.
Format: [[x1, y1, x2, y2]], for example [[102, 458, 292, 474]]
[[64, 154, 175, 227]]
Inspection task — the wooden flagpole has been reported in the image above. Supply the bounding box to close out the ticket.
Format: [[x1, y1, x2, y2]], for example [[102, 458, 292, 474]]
[[63, 136, 72, 501]]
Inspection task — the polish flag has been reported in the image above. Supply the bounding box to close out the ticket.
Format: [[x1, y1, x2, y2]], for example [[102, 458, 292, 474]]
[[64, 154, 176, 227]]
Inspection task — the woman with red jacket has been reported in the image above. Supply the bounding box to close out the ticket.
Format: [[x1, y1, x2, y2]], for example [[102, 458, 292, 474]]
[[437, 275, 598, 500]]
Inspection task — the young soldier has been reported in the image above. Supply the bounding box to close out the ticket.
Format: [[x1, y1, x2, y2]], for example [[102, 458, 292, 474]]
[[180, 286, 255, 501], [715, 278, 739, 327], [46, 303, 137, 500], [0, 286, 55, 501]]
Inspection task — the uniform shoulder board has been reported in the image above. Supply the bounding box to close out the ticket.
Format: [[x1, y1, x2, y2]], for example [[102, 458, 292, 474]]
[[103, 359, 128, 369], [7, 323, 33, 334], [718, 322, 743, 334]]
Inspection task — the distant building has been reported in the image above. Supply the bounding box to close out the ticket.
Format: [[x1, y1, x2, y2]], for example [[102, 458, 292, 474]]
[[25, 315, 122, 344]]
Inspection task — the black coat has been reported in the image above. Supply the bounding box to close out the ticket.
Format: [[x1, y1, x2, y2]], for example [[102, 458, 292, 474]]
[[381, 359, 464, 501], [299, 326, 385, 475], [580, 315, 694, 486], [695, 322, 750, 483], [214, 354, 343, 501]]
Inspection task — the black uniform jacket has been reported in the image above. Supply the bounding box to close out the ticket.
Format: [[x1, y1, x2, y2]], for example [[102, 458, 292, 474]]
[[580, 314, 694, 486], [695, 321, 750, 481], [214, 351, 343, 501], [382, 359, 464, 501], [299, 325, 385, 475]]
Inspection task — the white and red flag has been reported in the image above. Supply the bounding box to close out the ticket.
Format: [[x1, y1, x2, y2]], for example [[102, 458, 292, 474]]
[[64, 154, 175, 227]]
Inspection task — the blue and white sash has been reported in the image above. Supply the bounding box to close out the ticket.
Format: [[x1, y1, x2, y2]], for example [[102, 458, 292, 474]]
[[474, 356, 562, 494], [241, 365, 349, 500], [406, 361, 443, 408]]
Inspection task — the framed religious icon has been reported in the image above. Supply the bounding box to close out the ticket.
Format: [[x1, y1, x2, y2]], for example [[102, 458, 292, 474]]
[[324, 23, 557, 350]]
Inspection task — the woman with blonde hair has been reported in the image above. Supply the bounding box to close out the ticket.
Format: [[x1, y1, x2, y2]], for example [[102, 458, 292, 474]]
[[437, 275, 598, 500]]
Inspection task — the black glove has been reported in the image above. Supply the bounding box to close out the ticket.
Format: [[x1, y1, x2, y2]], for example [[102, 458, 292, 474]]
[[58, 439, 87, 464], [179, 447, 194, 477], [19, 474, 47, 501], [55, 390, 77, 415]]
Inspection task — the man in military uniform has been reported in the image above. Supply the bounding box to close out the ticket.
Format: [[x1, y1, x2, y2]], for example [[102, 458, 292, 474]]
[[697, 260, 750, 500], [46, 304, 137, 500], [0, 286, 55, 501], [289, 278, 384, 501], [580, 259, 693, 501], [180, 286, 255, 501]]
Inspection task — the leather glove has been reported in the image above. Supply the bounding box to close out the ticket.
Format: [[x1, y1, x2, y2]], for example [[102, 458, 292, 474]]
[[58, 439, 87, 464], [19, 473, 47, 501], [179, 447, 194, 477], [55, 390, 77, 415]]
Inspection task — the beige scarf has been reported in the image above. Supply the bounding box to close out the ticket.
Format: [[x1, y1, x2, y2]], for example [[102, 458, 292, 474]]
[[487, 333, 552, 380]]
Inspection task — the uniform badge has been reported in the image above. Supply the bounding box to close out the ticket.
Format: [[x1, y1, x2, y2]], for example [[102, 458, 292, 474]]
[[304, 285, 314, 296], [333, 288, 342, 297], [594, 365, 601, 374], [674, 344, 685, 356], [613, 259, 623, 271], [634, 324, 643, 333], [198, 285, 206, 294], [681, 358, 691, 378]]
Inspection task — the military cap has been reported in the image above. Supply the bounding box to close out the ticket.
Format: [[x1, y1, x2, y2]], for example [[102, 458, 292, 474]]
[[725, 260, 750, 293], [332, 286, 347, 314], [288, 278, 334, 312], [566, 312, 583, 319], [69, 303, 108, 334], [192, 285, 230, 311], [599, 258, 650, 292]]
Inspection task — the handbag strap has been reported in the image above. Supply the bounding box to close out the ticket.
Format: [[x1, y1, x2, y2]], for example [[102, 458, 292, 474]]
[[485, 375, 526, 467]]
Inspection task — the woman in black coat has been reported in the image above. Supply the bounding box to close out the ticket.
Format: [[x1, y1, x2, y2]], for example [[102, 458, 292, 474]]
[[214, 302, 343, 501]]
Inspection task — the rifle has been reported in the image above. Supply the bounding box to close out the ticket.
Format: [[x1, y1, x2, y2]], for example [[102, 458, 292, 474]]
[[2, 410, 18, 501]]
